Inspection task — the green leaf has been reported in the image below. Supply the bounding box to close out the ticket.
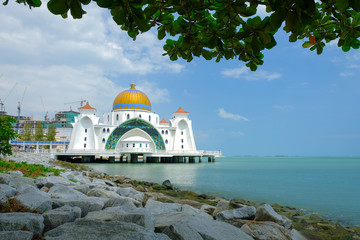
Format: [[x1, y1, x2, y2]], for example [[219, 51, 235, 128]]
[[158, 26, 166, 40], [350, 0, 360, 11], [97, 0, 113, 8], [302, 41, 313, 48], [112, 8, 127, 25], [70, 0, 86, 19], [285, 10, 297, 31], [342, 43, 351, 52], [47, 0, 68, 15], [316, 45, 323, 55], [202, 49, 212, 60], [335, 0, 349, 11]]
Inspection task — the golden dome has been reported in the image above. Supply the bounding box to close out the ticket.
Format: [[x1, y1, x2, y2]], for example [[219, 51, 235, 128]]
[[113, 83, 151, 111]]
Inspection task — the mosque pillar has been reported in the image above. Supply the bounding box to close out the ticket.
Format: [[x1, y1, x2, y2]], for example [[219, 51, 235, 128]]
[[199, 156, 202, 163], [208, 157, 211, 162]]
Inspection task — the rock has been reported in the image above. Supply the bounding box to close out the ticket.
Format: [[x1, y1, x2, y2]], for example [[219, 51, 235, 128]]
[[85, 209, 155, 231], [255, 204, 292, 229], [145, 199, 182, 215], [37, 176, 76, 188], [160, 215, 254, 240], [103, 196, 138, 210], [48, 184, 87, 200], [86, 188, 120, 199], [7, 170, 24, 176], [52, 197, 104, 217], [0, 184, 16, 204], [43, 205, 82, 232], [44, 218, 170, 240], [117, 187, 144, 202], [15, 185, 52, 213], [200, 204, 216, 216], [291, 229, 309, 240], [181, 204, 213, 219], [223, 218, 250, 228], [0, 173, 36, 189], [212, 199, 230, 217], [216, 206, 256, 221], [241, 221, 291, 240], [135, 185, 146, 192], [162, 179, 173, 189], [103, 179, 117, 187], [0, 231, 33, 240], [69, 184, 91, 195], [112, 175, 125, 184], [0, 212, 44, 235]]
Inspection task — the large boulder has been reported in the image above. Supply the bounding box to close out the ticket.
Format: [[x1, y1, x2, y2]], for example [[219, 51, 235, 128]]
[[44, 218, 170, 240], [255, 204, 292, 229], [85, 208, 155, 231], [36, 176, 76, 188], [160, 215, 254, 240], [0, 173, 36, 189], [212, 199, 230, 217], [240, 221, 291, 240], [162, 179, 173, 190], [43, 205, 82, 232], [103, 197, 138, 210], [0, 231, 33, 240], [15, 185, 52, 213], [0, 212, 44, 235], [0, 184, 17, 196], [117, 187, 145, 202], [145, 199, 182, 215], [48, 184, 87, 200], [86, 188, 121, 199], [216, 206, 256, 221], [52, 197, 104, 217]]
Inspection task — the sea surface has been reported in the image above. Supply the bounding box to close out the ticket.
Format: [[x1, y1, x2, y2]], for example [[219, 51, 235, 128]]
[[84, 156, 360, 226]]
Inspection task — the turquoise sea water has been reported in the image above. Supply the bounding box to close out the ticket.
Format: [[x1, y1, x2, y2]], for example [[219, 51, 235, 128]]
[[85, 156, 360, 226]]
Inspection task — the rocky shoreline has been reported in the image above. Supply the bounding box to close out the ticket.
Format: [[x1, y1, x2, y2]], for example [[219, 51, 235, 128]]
[[0, 152, 359, 240]]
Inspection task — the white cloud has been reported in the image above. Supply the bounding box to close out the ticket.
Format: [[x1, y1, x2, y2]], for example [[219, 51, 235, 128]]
[[218, 108, 248, 121], [339, 72, 354, 77], [221, 66, 281, 81], [0, 3, 181, 119], [273, 105, 294, 111]]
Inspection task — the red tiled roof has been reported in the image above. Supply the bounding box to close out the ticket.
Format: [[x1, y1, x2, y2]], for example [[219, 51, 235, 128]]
[[174, 106, 189, 114], [160, 118, 169, 124], [79, 102, 96, 110]]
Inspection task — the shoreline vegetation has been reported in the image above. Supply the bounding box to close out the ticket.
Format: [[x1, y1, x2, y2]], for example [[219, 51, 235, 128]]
[[0, 152, 359, 240]]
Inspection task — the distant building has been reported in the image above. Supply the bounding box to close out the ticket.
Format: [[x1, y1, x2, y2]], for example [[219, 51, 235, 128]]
[[54, 111, 79, 128]]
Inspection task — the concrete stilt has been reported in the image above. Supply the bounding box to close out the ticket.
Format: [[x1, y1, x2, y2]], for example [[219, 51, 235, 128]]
[[199, 156, 202, 163]]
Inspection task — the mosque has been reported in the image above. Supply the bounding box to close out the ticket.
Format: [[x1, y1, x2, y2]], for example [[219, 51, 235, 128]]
[[63, 83, 219, 163]]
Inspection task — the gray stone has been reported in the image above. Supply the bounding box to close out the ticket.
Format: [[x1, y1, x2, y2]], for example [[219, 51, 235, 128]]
[[162, 179, 173, 189], [117, 187, 144, 202], [112, 175, 125, 184], [240, 221, 291, 240], [48, 184, 87, 200], [216, 206, 256, 221], [69, 184, 91, 195], [145, 199, 182, 215], [0, 212, 44, 235], [212, 199, 230, 217], [52, 197, 104, 217], [44, 218, 170, 240], [0, 173, 36, 189], [85, 209, 155, 231], [103, 196, 137, 210], [291, 229, 308, 240], [0, 184, 16, 204], [36, 176, 75, 188], [181, 204, 213, 219], [0, 231, 33, 240], [160, 215, 254, 240], [15, 185, 52, 213], [43, 205, 82, 232], [86, 188, 121, 199], [255, 204, 292, 229], [200, 204, 216, 216], [7, 170, 24, 176]]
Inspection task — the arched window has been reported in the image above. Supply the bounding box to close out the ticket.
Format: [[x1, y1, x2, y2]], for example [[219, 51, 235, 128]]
[[127, 114, 130, 120], [140, 143, 142, 148], [102, 128, 105, 133], [84, 144, 86, 148], [85, 129, 87, 133], [133, 143, 135, 148], [181, 139, 184, 143], [126, 143, 129, 147], [181, 145, 184, 149], [165, 130, 168, 134], [181, 131, 183, 135], [139, 114, 142, 118], [102, 138, 105, 143], [161, 130, 164, 134], [165, 139, 168, 144], [84, 137, 87, 141], [116, 114, 119, 121], [107, 115, 109, 122], [149, 116, 151, 122], [107, 128, 110, 133]]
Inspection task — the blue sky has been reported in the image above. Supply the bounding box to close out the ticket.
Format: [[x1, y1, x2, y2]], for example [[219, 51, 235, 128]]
[[1, 3, 359, 156]]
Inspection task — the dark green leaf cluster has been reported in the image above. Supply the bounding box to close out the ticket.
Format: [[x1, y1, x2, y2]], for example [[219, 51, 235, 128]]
[[5, 0, 360, 70], [0, 116, 18, 157]]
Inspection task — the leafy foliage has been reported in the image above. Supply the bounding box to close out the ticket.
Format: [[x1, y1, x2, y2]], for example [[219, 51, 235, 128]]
[[34, 121, 44, 141], [46, 124, 56, 141], [20, 122, 33, 141], [0, 160, 64, 177], [5, 0, 360, 70], [0, 116, 18, 157]]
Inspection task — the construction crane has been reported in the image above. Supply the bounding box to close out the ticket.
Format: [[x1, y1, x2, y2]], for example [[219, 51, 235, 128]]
[[17, 87, 27, 133], [40, 96, 49, 121], [0, 82, 18, 114], [64, 99, 86, 109]]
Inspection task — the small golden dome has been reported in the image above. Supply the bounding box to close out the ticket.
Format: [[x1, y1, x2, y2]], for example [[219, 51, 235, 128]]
[[113, 83, 151, 111]]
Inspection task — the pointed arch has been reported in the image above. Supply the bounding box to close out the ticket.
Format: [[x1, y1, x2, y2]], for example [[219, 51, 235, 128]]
[[105, 118, 165, 150]]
